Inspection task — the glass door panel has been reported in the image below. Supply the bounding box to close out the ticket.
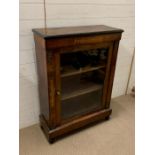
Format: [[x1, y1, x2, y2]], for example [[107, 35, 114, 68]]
[[60, 48, 108, 120]]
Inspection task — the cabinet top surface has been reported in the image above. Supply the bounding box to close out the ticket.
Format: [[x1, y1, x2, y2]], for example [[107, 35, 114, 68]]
[[32, 25, 124, 39]]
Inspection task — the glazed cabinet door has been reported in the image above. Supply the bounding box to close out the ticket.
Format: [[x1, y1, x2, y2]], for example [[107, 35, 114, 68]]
[[55, 43, 114, 123]]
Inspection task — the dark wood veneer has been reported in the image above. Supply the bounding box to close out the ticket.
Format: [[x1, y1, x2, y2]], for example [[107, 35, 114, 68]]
[[33, 25, 123, 143]]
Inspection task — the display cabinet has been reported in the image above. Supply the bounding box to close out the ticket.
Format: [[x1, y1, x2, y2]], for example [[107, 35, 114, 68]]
[[32, 25, 123, 143]]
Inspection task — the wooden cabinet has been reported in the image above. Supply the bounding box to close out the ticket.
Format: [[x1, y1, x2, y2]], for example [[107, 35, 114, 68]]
[[32, 25, 123, 143]]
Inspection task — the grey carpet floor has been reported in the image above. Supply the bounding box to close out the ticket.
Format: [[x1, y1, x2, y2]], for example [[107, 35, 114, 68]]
[[20, 95, 135, 155]]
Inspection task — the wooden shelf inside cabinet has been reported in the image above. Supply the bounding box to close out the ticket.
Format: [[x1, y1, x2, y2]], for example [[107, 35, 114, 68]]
[[61, 64, 106, 78], [62, 82, 102, 101], [33, 25, 123, 143]]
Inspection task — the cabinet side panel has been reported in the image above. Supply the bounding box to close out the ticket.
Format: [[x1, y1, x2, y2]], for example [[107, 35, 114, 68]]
[[34, 34, 49, 123]]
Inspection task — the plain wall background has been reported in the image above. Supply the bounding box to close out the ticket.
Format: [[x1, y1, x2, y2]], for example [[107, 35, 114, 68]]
[[19, 0, 135, 129]]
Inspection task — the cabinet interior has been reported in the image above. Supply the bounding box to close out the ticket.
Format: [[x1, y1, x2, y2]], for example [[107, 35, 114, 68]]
[[60, 48, 108, 120]]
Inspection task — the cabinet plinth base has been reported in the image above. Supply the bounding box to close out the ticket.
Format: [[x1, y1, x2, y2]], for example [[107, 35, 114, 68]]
[[40, 108, 112, 143]]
